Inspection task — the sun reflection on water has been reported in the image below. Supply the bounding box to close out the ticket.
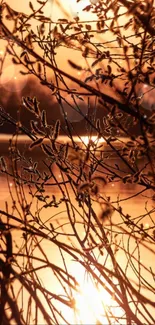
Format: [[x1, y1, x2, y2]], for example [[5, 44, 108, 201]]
[[80, 135, 105, 146]]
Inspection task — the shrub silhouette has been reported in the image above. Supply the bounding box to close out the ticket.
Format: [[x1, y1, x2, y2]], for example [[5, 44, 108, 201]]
[[0, 1, 155, 324]]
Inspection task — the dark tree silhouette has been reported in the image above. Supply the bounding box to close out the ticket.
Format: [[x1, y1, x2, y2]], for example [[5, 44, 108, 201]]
[[0, 1, 155, 324]]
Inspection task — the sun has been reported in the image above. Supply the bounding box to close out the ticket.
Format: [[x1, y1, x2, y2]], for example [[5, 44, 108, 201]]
[[73, 274, 113, 324], [75, 284, 109, 324]]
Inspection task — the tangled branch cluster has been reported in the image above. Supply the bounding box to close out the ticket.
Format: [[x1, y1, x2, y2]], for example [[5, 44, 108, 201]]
[[0, 1, 155, 324]]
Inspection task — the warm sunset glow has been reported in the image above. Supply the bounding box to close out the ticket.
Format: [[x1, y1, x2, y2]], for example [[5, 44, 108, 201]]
[[81, 135, 105, 146], [74, 279, 112, 324], [46, 0, 98, 20], [1, 1, 155, 325], [69, 0, 91, 18], [0, 63, 28, 92], [71, 267, 124, 325]]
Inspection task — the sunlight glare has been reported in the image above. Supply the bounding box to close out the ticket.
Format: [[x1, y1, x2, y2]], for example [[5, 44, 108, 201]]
[[69, 0, 91, 18], [74, 276, 112, 324], [0, 64, 28, 92], [46, 0, 96, 19], [81, 135, 105, 146]]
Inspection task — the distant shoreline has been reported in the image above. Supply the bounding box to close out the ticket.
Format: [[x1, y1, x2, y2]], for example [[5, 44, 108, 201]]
[[0, 133, 128, 143], [0, 133, 128, 159]]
